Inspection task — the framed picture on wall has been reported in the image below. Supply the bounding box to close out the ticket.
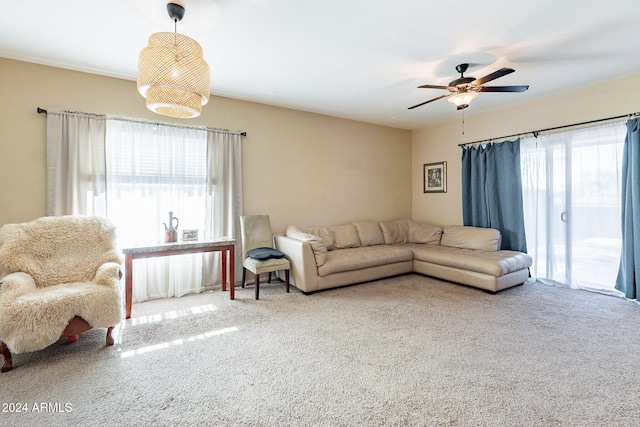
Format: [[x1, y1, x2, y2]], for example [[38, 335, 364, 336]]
[[424, 161, 447, 193]]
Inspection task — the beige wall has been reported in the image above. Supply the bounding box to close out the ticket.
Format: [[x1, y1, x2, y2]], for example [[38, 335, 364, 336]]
[[412, 73, 640, 226], [0, 58, 412, 233], [5, 57, 638, 234]]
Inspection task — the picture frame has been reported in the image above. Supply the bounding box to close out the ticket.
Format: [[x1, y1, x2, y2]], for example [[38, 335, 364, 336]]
[[423, 161, 447, 193], [182, 229, 199, 241]]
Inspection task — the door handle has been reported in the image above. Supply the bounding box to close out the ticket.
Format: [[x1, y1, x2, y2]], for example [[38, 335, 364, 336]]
[[561, 211, 569, 223]]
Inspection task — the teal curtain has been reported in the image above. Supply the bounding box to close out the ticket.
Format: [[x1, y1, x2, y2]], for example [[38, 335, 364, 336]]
[[615, 118, 640, 299], [462, 139, 527, 252]]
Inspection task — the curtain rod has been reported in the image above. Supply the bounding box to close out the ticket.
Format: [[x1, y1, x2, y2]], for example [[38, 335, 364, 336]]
[[458, 111, 640, 147], [37, 107, 247, 137]]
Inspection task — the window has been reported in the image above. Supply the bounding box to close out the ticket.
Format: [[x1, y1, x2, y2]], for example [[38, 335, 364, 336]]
[[46, 111, 243, 304], [106, 119, 209, 302], [106, 119, 208, 247]]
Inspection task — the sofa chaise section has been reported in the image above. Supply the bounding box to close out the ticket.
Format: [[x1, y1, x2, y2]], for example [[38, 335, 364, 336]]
[[408, 244, 532, 292]]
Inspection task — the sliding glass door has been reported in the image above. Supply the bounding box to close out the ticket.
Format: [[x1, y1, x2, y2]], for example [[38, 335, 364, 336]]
[[521, 121, 626, 293]]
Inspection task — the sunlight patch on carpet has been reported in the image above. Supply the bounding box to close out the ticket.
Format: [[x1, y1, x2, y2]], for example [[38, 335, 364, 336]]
[[127, 304, 219, 326], [111, 304, 220, 344], [120, 326, 239, 358]]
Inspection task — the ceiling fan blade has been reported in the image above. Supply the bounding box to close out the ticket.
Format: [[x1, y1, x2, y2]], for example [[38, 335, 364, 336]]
[[408, 94, 450, 110], [471, 68, 515, 86], [418, 84, 450, 90], [479, 85, 529, 93]]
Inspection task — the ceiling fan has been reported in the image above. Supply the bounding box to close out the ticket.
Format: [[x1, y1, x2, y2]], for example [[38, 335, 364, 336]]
[[408, 63, 529, 110]]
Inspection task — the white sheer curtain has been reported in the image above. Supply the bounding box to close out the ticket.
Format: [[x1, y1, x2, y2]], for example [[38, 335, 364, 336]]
[[46, 110, 107, 216], [521, 120, 626, 294]]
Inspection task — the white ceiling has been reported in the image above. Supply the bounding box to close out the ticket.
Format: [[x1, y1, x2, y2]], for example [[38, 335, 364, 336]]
[[2, 0, 640, 130]]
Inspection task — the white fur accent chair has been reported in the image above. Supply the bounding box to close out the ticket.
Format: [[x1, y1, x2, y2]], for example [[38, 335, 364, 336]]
[[0, 216, 123, 373]]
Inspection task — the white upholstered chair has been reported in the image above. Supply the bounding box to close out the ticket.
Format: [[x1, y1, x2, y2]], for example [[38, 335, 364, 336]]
[[0, 216, 122, 372], [239, 215, 290, 300]]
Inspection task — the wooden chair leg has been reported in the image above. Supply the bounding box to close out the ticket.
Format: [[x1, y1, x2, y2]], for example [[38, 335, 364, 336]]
[[0, 341, 12, 373], [285, 270, 290, 293], [255, 273, 260, 300], [242, 268, 246, 288], [106, 326, 115, 346]]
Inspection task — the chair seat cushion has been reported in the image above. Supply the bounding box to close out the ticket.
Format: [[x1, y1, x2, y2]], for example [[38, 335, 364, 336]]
[[248, 247, 285, 260], [243, 257, 290, 275]]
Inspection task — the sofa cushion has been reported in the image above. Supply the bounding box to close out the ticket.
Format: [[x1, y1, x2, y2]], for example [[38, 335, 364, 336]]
[[302, 226, 336, 251], [379, 219, 409, 245], [407, 220, 442, 244], [441, 225, 501, 251], [352, 221, 385, 246], [408, 244, 532, 277], [286, 226, 327, 266], [318, 246, 413, 277], [329, 224, 361, 249]]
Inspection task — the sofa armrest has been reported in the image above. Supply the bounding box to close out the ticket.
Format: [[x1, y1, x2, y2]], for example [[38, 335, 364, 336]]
[[275, 234, 320, 293]]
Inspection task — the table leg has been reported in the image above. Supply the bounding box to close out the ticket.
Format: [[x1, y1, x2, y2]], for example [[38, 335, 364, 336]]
[[125, 254, 133, 319], [221, 249, 227, 292], [229, 246, 235, 300]]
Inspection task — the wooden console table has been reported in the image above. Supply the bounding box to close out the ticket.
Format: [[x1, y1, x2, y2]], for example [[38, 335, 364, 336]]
[[122, 238, 236, 319]]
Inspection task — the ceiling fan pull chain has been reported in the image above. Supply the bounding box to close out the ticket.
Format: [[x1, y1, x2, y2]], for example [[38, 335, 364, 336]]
[[462, 109, 465, 135]]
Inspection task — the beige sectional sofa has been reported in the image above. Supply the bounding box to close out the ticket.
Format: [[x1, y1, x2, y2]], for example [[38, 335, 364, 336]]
[[274, 219, 532, 294]]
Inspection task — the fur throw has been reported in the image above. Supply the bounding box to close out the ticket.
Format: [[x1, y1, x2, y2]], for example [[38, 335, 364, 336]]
[[0, 216, 122, 354]]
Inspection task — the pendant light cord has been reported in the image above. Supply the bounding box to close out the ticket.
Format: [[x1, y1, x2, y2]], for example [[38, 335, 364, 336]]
[[173, 18, 178, 45]]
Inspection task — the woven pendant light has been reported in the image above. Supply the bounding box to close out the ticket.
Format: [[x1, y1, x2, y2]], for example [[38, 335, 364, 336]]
[[137, 2, 210, 118]]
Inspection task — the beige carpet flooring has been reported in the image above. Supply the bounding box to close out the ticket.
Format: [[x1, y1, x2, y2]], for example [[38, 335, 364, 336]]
[[2, 274, 640, 427]]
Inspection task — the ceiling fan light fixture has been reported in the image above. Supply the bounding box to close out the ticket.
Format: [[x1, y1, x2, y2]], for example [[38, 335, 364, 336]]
[[409, 64, 527, 111], [448, 92, 478, 109], [137, 3, 210, 118]]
